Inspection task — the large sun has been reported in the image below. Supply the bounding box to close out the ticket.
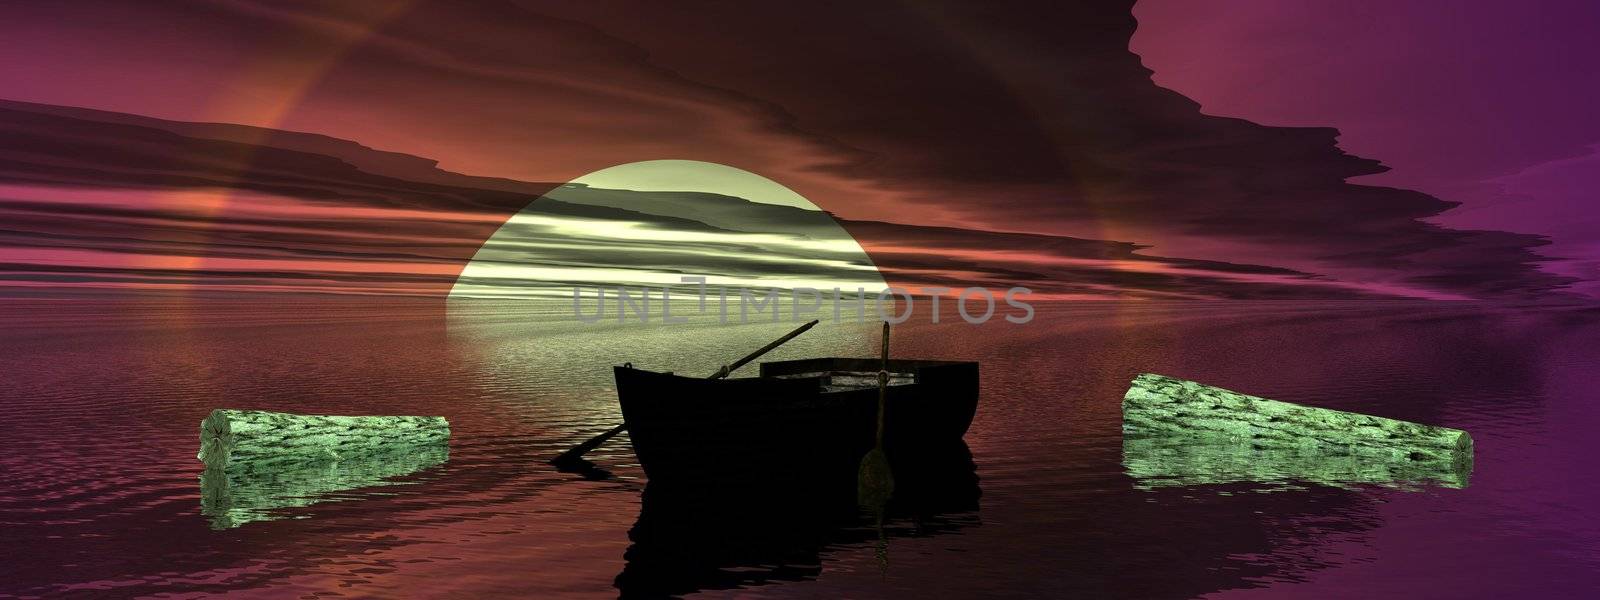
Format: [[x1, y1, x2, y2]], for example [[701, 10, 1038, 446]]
[[449, 160, 887, 304]]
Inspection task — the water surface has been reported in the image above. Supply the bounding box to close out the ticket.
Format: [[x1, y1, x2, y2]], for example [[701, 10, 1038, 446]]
[[2, 299, 1597, 598]]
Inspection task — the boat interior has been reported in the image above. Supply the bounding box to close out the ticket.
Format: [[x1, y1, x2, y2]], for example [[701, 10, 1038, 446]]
[[758, 357, 970, 393], [770, 370, 917, 393]]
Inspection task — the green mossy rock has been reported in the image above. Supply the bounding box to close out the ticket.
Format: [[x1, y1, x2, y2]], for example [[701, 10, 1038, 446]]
[[198, 409, 450, 474], [1122, 373, 1473, 489], [200, 445, 449, 529], [1122, 434, 1469, 490]]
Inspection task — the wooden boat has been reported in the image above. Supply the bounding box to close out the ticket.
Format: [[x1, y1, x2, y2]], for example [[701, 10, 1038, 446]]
[[614, 357, 979, 488]]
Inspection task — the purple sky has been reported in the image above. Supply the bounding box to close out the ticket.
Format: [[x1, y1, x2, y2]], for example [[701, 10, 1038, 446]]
[[0, 1, 1594, 300], [1133, 0, 1600, 296]]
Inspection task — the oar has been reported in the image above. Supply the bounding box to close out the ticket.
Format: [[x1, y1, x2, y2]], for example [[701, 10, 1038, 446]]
[[707, 319, 820, 381], [857, 321, 895, 508], [549, 319, 820, 466]]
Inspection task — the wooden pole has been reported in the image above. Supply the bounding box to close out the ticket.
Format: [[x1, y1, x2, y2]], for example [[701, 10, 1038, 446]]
[[709, 319, 819, 380], [874, 322, 890, 447], [549, 320, 820, 466], [858, 321, 895, 508]]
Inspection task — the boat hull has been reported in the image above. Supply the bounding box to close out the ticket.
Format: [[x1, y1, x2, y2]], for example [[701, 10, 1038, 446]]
[[615, 358, 979, 490]]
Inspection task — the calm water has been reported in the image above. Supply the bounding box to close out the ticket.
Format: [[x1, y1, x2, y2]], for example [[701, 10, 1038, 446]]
[[2, 299, 1598, 598]]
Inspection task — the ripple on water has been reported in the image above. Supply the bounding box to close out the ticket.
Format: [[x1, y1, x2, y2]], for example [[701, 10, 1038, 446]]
[[1, 299, 1598, 598]]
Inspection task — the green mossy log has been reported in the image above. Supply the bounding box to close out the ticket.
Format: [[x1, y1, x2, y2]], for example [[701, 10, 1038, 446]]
[[198, 409, 450, 474], [1122, 434, 1469, 490], [1122, 373, 1473, 486], [200, 445, 449, 529]]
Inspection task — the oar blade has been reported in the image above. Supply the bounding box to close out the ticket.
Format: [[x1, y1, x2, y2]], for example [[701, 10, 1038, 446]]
[[858, 446, 894, 509], [548, 423, 626, 466]]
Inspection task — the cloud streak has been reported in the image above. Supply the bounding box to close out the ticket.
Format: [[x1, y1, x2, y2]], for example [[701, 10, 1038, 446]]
[[0, 100, 1382, 300], [0, 0, 1585, 300]]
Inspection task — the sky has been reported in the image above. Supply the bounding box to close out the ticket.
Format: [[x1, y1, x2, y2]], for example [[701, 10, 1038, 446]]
[[0, 0, 1594, 301], [449, 160, 890, 299], [1132, 0, 1600, 297]]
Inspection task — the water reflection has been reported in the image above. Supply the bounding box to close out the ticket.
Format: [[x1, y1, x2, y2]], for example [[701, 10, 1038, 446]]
[[4, 300, 1597, 597], [615, 442, 980, 597], [1122, 434, 1471, 491], [200, 446, 451, 529]]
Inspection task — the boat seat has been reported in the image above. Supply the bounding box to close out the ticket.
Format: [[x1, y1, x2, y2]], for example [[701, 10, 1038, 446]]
[[772, 370, 916, 393]]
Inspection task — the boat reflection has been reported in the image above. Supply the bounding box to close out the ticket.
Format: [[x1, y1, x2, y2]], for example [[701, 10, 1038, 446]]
[[614, 442, 981, 598], [199, 445, 450, 529]]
